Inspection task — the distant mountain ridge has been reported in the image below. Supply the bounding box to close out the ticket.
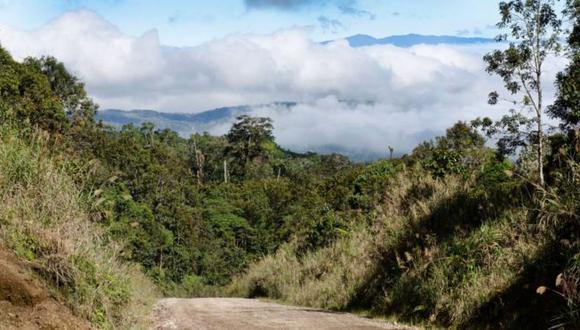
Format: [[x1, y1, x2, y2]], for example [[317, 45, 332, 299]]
[[324, 33, 496, 48], [96, 102, 296, 137], [96, 103, 390, 161]]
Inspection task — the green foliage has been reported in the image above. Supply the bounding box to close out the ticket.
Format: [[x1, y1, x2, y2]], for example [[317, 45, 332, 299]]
[[351, 160, 400, 208], [98, 184, 176, 276], [549, 1, 580, 130], [0, 47, 68, 132], [226, 115, 275, 178], [24, 56, 97, 125], [198, 194, 256, 285], [1, 27, 580, 330], [476, 159, 514, 186], [423, 149, 464, 178], [0, 126, 157, 329], [413, 121, 493, 178], [295, 209, 350, 254], [483, 0, 564, 186]]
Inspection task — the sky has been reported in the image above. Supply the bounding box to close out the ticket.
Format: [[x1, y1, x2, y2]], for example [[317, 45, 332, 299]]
[[0, 1, 567, 158], [0, 0, 501, 46]]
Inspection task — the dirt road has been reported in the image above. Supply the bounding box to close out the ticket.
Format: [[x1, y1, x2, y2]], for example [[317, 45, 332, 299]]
[[152, 298, 410, 330]]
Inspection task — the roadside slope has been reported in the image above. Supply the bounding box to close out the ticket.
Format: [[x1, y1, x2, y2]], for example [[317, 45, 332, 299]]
[[0, 127, 158, 328], [0, 249, 89, 330]]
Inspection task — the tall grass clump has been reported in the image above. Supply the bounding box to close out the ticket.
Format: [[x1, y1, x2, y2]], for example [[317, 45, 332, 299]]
[[0, 126, 158, 328], [537, 146, 580, 329]]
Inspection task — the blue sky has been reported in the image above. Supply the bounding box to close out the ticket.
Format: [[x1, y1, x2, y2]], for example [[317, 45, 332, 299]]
[[0, 0, 500, 46]]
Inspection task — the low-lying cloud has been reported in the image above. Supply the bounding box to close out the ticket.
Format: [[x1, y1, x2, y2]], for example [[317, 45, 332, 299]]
[[0, 10, 565, 158]]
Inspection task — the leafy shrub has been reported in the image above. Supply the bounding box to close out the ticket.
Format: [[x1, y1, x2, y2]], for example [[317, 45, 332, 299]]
[[423, 149, 464, 178]]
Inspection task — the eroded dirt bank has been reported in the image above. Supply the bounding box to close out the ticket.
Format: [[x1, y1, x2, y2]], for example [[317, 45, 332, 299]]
[[0, 249, 89, 330]]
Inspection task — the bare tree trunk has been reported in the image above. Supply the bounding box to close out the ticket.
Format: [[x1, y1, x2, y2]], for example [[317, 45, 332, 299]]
[[196, 150, 205, 185], [223, 160, 229, 184], [535, 4, 545, 187], [536, 60, 545, 187], [538, 113, 545, 187], [276, 167, 281, 182], [192, 140, 204, 185]]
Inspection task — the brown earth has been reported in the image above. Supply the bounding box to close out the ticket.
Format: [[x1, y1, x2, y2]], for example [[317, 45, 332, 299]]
[[152, 298, 413, 330], [0, 249, 89, 330]]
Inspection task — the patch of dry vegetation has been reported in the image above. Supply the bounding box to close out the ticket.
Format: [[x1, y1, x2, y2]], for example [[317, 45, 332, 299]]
[[229, 167, 555, 327], [0, 127, 158, 328]]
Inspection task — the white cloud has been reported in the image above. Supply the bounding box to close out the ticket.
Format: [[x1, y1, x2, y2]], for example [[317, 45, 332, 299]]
[[0, 10, 565, 158]]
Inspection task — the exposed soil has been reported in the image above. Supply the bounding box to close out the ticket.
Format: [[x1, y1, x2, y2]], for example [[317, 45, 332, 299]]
[[0, 249, 90, 330], [152, 298, 412, 330]]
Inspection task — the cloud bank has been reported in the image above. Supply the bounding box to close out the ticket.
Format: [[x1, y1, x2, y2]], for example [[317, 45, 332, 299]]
[[0, 10, 564, 158]]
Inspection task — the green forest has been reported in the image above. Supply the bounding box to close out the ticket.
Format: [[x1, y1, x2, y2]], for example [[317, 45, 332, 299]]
[[0, 0, 579, 329]]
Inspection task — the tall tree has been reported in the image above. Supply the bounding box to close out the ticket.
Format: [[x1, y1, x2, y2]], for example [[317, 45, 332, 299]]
[[140, 122, 156, 147], [0, 47, 67, 132], [225, 115, 274, 177], [24, 56, 98, 125], [484, 0, 563, 186]]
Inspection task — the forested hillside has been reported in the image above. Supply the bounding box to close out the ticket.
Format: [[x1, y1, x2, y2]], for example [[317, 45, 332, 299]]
[[0, 0, 579, 329]]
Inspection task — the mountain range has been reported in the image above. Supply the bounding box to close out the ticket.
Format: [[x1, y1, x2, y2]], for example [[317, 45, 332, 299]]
[[96, 102, 296, 137], [324, 33, 496, 48], [96, 104, 389, 161]]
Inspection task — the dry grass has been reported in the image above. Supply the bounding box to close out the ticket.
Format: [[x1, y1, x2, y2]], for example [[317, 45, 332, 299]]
[[228, 171, 463, 308], [0, 127, 158, 329], [229, 166, 549, 327], [424, 209, 546, 324]]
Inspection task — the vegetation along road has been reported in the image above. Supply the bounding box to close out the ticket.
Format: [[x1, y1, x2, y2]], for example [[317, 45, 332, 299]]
[[151, 298, 412, 330]]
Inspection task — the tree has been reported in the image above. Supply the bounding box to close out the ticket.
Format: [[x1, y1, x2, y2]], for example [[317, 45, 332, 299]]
[[188, 133, 229, 182], [483, 0, 563, 186], [414, 122, 490, 178], [549, 0, 580, 130], [0, 47, 68, 132], [140, 122, 156, 147], [225, 115, 274, 177], [439, 121, 486, 151], [24, 56, 97, 125]]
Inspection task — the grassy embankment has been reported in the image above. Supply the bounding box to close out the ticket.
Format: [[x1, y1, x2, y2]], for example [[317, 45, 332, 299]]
[[0, 126, 158, 329], [230, 163, 578, 328]]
